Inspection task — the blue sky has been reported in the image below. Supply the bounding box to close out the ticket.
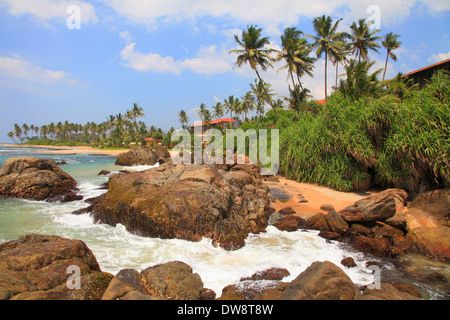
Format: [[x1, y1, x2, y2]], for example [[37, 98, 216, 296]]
[[0, 0, 449, 142]]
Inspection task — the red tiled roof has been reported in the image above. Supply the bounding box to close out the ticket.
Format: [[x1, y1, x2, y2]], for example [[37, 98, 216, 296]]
[[144, 137, 162, 141], [190, 118, 235, 127], [402, 58, 450, 78], [315, 99, 327, 105]]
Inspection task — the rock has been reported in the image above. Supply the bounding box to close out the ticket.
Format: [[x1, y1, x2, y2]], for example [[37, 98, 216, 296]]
[[325, 210, 349, 234], [0, 157, 79, 202], [280, 261, 358, 300], [390, 282, 422, 298], [98, 170, 111, 176], [0, 234, 107, 300], [385, 211, 407, 230], [350, 234, 391, 258], [101, 269, 144, 300], [240, 268, 290, 281], [140, 261, 204, 300], [320, 204, 335, 212], [339, 189, 408, 223], [83, 163, 270, 250], [305, 213, 331, 231], [120, 291, 165, 300], [406, 227, 450, 261], [115, 147, 172, 166], [10, 272, 114, 300], [341, 257, 357, 268], [273, 215, 306, 232], [358, 283, 420, 300], [318, 231, 340, 240], [220, 280, 283, 300], [199, 288, 216, 300], [278, 207, 296, 215]]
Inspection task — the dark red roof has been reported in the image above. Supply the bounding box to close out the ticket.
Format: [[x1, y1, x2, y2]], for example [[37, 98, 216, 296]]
[[402, 58, 450, 78], [190, 118, 235, 127]]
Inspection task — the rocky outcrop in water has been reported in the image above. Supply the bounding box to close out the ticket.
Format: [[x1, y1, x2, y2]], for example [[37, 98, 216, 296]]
[[115, 146, 172, 166], [0, 234, 425, 300], [0, 234, 112, 300], [0, 157, 80, 202], [79, 162, 271, 250]]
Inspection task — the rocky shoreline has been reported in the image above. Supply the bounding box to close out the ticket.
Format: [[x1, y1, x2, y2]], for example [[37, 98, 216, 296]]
[[0, 234, 422, 300], [0, 150, 448, 299]]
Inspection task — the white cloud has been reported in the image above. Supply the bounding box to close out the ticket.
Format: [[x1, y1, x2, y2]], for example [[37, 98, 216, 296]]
[[104, 0, 448, 35], [120, 41, 233, 75], [0, 0, 98, 25], [428, 51, 450, 63], [120, 42, 181, 74], [0, 55, 78, 85]]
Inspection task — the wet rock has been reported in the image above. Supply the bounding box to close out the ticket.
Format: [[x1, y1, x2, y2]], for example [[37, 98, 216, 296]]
[[325, 209, 349, 234], [0, 157, 79, 202], [83, 163, 270, 250], [274, 215, 306, 232], [341, 257, 357, 268], [279, 261, 358, 300], [240, 268, 290, 281], [278, 207, 296, 215], [358, 283, 420, 300], [305, 213, 331, 231]]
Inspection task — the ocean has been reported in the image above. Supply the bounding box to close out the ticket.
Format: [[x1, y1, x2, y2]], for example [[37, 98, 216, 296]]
[[0, 145, 447, 299]]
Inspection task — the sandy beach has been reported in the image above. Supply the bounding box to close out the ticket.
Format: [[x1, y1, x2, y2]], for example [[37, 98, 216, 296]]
[[264, 177, 376, 219], [1, 144, 126, 156]]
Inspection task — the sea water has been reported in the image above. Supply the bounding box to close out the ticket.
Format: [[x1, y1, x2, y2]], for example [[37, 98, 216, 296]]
[[0, 145, 447, 298]]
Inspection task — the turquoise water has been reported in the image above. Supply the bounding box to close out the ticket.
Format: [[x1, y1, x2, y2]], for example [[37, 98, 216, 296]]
[[0, 145, 448, 298]]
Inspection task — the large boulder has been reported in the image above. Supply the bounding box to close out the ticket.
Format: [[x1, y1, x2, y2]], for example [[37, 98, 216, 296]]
[[338, 189, 408, 223], [81, 163, 270, 250], [0, 234, 111, 300], [115, 147, 171, 166], [279, 261, 358, 300], [0, 157, 79, 202], [140, 261, 204, 300]]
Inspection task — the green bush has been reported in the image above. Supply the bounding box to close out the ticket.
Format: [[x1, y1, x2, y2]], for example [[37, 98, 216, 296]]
[[278, 71, 449, 192]]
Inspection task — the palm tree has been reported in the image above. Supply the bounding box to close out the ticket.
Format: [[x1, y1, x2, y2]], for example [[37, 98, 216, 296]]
[[14, 124, 23, 143], [338, 59, 383, 100], [223, 95, 240, 119], [230, 25, 279, 119], [7, 131, 17, 144], [250, 79, 274, 123], [310, 15, 345, 101], [277, 27, 315, 103], [240, 91, 255, 121], [178, 109, 189, 129], [382, 32, 402, 81], [197, 103, 208, 122], [348, 19, 382, 63], [212, 102, 224, 119]]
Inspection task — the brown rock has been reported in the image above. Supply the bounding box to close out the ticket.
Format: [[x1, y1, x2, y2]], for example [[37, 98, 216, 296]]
[[358, 283, 420, 300], [305, 213, 331, 231], [140, 261, 204, 300], [278, 207, 296, 215], [274, 215, 306, 232], [325, 210, 349, 234], [350, 235, 391, 258], [101, 269, 144, 300], [339, 189, 408, 223], [320, 204, 335, 212], [84, 163, 270, 250], [115, 148, 159, 166], [0, 234, 107, 300], [280, 261, 358, 300], [406, 227, 450, 261], [240, 268, 290, 281], [341, 257, 357, 268], [0, 157, 79, 202]]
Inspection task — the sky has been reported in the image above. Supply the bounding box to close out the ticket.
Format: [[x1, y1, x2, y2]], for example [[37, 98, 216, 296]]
[[0, 0, 449, 142]]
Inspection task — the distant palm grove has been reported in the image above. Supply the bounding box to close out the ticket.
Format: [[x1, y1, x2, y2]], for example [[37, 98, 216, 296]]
[[7, 15, 449, 193]]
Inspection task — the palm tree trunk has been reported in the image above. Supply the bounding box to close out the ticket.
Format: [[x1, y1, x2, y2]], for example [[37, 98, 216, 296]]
[[290, 70, 301, 106], [324, 51, 328, 101], [255, 70, 279, 120], [335, 63, 339, 88], [382, 51, 389, 81]]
